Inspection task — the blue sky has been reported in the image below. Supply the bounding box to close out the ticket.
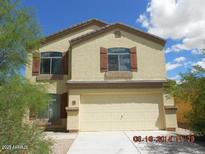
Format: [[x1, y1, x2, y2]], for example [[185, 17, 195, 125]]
[[22, 0, 205, 80]]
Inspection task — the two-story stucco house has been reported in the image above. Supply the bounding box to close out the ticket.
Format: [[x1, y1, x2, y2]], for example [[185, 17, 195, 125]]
[[26, 19, 177, 132]]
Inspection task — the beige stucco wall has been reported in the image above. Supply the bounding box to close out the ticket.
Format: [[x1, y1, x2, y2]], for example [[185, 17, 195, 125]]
[[165, 110, 178, 128], [69, 95, 80, 107], [26, 25, 101, 94], [67, 111, 79, 130], [163, 94, 175, 106], [40, 25, 101, 52], [71, 29, 166, 81], [163, 94, 178, 129]]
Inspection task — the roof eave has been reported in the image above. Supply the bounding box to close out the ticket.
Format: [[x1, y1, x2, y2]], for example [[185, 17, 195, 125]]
[[41, 19, 108, 45]]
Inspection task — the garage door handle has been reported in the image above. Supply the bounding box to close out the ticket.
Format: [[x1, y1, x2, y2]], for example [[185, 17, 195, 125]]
[[121, 115, 123, 119]]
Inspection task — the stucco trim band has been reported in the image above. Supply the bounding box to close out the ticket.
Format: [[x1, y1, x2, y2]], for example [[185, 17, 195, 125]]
[[166, 128, 176, 131], [164, 106, 177, 111], [66, 80, 167, 89], [36, 74, 64, 81], [66, 107, 79, 111]]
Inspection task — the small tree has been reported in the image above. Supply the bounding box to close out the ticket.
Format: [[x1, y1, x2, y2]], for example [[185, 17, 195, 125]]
[[0, 0, 52, 153], [0, 0, 42, 82], [0, 77, 52, 154], [166, 66, 205, 134]]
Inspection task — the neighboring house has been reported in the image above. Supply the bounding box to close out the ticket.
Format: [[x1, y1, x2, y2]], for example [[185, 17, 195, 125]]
[[26, 19, 177, 132]]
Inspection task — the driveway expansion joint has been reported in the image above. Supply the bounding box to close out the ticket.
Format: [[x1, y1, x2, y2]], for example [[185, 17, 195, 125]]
[[123, 131, 141, 154]]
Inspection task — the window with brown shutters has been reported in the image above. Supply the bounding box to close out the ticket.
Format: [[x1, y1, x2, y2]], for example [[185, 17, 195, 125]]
[[105, 47, 137, 72], [130, 47, 137, 72], [100, 47, 108, 72], [32, 52, 40, 76]]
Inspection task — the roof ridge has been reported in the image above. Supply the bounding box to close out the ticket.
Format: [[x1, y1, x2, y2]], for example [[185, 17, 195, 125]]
[[70, 24, 112, 43]]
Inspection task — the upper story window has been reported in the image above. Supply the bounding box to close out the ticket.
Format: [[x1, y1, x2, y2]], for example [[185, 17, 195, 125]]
[[40, 52, 62, 74], [108, 48, 131, 71]]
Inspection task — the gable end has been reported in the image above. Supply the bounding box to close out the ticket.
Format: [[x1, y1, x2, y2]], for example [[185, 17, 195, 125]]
[[70, 23, 166, 46]]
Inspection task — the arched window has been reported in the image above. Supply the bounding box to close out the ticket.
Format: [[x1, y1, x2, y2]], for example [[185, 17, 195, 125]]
[[108, 48, 131, 71], [40, 52, 62, 74]]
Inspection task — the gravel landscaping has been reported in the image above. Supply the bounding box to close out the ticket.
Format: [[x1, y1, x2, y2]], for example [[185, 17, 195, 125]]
[[45, 132, 77, 154]]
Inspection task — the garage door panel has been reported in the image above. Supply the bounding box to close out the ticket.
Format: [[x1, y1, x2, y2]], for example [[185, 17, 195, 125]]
[[80, 93, 164, 131]]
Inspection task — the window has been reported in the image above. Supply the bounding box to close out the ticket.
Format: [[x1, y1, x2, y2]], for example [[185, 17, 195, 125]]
[[40, 52, 62, 74], [108, 48, 131, 71]]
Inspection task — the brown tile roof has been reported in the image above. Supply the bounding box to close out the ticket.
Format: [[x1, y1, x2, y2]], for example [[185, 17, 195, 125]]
[[70, 23, 166, 46], [41, 19, 108, 45]]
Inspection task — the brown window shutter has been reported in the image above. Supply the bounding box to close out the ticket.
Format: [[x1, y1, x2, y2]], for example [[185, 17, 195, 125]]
[[130, 47, 137, 72], [62, 52, 68, 74], [32, 52, 40, 76], [60, 93, 68, 118], [100, 47, 108, 72]]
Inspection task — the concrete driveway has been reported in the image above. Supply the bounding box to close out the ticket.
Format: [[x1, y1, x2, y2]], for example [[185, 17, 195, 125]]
[[68, 131, 205, 154]]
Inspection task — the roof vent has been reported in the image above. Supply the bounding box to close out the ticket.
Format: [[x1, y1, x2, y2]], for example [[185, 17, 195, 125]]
[[114, 30, 121, 38]]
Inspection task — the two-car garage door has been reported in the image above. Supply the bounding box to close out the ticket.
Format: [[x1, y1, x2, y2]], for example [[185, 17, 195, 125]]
[[80, 93, 165, 131]]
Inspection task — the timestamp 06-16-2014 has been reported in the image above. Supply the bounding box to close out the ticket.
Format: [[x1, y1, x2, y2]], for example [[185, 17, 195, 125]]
[[133, 135, 195, 143]]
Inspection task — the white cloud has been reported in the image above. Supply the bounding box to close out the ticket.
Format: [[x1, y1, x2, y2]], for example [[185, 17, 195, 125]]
[[166, 62, 182, 71], [192, 58, 205, 68], [191, 49, 205, 55], [166, 56, 188, 71], [174, 57, 186, 63], [138, 0, 205, 52], [138, 14, 150, 28]]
